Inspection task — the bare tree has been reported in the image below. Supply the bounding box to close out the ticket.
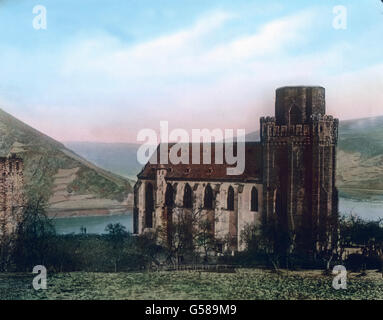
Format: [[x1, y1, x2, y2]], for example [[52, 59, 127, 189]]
[[10, 153, 57, 271], [158, 206, 219, 266]]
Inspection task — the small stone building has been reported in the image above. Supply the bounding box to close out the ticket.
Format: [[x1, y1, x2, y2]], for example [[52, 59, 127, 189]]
[[134, 86, 339, 252], [0, 154, 24, 236]]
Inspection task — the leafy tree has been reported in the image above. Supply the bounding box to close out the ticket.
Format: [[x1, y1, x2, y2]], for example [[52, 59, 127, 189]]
[[134, 231, 163, 270], [12, 201, 56, 271], [104, 223, 129, 272], [339, 215, 383, 273]]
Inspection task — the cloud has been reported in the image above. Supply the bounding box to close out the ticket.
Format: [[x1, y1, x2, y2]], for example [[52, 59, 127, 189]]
[[1, 5, 382, 143], [60, 11, 235, 79], [204, 10, 314, 63], [59, 9, 316, 81]]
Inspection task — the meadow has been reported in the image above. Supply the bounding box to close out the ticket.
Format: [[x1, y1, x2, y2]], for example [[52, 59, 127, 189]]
[[1, 269, 383, 300]]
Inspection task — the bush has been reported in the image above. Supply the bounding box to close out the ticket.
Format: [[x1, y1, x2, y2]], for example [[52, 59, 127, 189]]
[[345, 254, 367, 272], [8, 232, 163, 273]]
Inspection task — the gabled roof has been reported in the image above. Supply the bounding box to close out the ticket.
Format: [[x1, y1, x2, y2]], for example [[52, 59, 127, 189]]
[[137, 142, 262, 183]]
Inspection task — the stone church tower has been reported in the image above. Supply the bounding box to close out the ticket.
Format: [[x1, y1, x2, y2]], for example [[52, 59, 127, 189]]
[[261, 86, 339, 252]]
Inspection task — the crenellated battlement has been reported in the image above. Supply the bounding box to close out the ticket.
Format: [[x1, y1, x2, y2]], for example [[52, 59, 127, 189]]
[[260, 113, 338, 141], [260, 116, 276, 123], [310, 114, 337, 122], [261, 123, 309, 138]]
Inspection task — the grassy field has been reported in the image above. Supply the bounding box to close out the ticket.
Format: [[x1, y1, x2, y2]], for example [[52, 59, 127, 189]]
[[1, 269, 383, 300]]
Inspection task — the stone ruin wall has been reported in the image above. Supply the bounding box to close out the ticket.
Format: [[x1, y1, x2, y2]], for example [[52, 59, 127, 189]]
[[0, 156, 24, 236]]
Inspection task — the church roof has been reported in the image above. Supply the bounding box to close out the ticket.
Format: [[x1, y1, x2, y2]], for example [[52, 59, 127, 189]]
[[137, 142, 262, 183]]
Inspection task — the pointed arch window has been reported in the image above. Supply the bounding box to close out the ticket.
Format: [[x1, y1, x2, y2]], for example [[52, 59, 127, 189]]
[[227, 186, 234, 211], [165, 183, 174, 207], [204, 184, 214, 210], [145, 183, 154, 228], [183, 183, 193, 208], [251, 187, 258, 212]]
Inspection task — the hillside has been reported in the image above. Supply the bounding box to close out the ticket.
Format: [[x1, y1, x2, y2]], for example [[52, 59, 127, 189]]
[[64, 142, 141, 181], [337, 116, 383, 201], [0, 108, 133, 218]]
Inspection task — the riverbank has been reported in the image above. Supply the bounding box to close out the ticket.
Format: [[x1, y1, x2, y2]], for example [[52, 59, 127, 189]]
[[47, 191, 134, 218], [339, 197, 383, 220], [49, 209, 132, 219], [52, 212, 133, 234]]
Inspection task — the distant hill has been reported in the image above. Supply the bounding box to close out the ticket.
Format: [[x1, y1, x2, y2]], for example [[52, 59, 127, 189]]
[[64, 142, 141, 181], [244, 131, 260, 142], [0, 108, 133, 218], [337, 116, 383, 201]]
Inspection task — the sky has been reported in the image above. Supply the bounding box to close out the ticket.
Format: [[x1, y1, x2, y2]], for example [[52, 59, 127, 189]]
[[0, 0, 382, 143]]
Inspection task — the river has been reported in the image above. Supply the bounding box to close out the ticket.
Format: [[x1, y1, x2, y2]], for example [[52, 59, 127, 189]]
[[52, 198, 383, 235], [338, 198, 383, 220], [53, 213, 133, 234]]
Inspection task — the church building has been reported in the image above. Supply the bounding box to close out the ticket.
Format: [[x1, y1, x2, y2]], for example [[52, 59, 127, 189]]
[[133, 86, 339, 252]]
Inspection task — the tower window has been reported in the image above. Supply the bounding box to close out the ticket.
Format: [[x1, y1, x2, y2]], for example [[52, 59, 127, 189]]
[[183, 183, 193, 208], [227, 186, 234, 211], [145, 183, 154, 228], [204, 184, 214, 210], [165, 183, 174, 207], [289, 105, 302, 125], [251, 187, 258, 212]]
